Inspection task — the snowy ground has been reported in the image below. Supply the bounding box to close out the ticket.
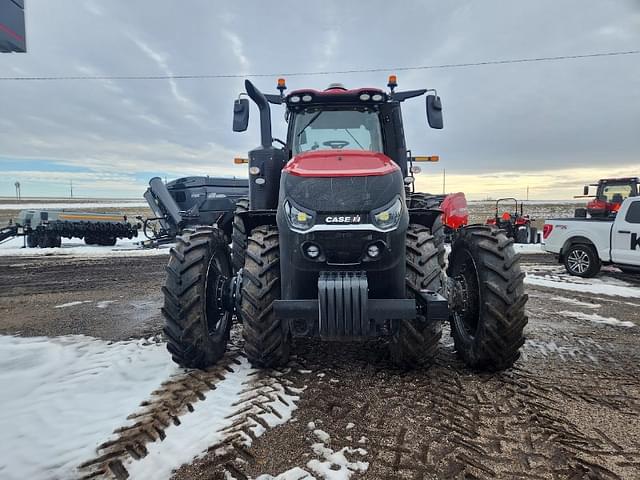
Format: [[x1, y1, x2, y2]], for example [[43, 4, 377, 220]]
[[1, 250, 639, 479], [0, 201, 148, 210], [0, 335, 300, 480], [0, 335, 176, 480], [0, 235, 170, 257]]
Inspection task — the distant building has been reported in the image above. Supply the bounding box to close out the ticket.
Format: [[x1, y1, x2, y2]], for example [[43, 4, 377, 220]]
[[0, 0, 26, 53]]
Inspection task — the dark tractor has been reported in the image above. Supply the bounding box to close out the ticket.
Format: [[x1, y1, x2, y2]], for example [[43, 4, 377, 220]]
[[575, 177, 639, 218], [143, 176, 249, 247], [162, 76, 527, 371], [486, 198, 537, 244]]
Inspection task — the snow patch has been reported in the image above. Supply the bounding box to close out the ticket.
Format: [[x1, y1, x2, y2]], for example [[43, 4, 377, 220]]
[[525, 274, 640, 298], [345, 423, 355, 430], [0, 335, 176, 480], [313, 429, 331, 443], [125, 359, 301, 479], [0, 201, 148, 210], [550, 296, 601, 309], [54, 300, 91, 308], [560, 310, 635, 328], [125, 359, 254, 479], [512, 243, 546, 254], [96, 300, 117, 309]]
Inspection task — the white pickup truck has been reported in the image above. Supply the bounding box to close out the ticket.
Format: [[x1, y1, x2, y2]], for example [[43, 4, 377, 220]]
[[543, 197, 640, 277]]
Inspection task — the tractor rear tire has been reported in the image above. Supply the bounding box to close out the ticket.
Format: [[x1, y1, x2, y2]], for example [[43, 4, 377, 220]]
[[162, 226, 233, 369], [390, 224, 444, 369], [241, 225, 290, 368], [26, 234, 38, 248], [447, 225, 528, 371], [408, 193, 446, 269], [515, 226, 529, 244], [232, 198, 249, 274]]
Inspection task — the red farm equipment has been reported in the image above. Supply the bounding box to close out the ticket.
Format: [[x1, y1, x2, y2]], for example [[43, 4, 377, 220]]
[[486, 198, 537, 244], [575, 177, 639, 218], [161, 76, 527, 372]]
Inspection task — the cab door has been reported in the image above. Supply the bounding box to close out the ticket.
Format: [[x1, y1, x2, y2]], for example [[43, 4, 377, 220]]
[[611, 200, 640, 266]]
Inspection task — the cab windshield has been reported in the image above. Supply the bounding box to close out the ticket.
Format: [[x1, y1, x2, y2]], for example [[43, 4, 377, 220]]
[[291, 109, 383, 155], [600, 183, 634, 203]]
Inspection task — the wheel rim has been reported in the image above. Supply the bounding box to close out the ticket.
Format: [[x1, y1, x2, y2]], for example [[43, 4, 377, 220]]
[[449, 248, 481, 341], [567, 249, 590, 274], [204, 249, 232, 338]]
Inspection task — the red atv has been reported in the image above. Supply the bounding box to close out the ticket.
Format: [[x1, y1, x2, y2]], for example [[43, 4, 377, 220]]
[[486, 198, 536, 244], [575, 177, 639, 218]]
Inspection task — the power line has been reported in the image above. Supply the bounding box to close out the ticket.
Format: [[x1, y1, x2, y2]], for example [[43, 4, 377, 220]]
[[0, 49, 638, 82]]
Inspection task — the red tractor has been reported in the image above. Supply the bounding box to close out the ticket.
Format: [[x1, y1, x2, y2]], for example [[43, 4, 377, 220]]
[[161, 77, 527, 372], [575, 177, 639, 218], [486, 198, 537, 244]]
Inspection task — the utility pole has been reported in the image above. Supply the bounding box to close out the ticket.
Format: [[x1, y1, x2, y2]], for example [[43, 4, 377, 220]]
[[70, 180, 73, 198], [14, 181, 21, 201], [442, 169, 446, 194], [526, 185, 529, 201]]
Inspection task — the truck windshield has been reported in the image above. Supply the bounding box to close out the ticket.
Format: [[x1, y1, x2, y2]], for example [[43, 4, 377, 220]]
[[292, 109, 383, 155]]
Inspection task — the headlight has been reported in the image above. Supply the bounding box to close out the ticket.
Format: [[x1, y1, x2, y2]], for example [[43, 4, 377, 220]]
[[372, 198, 403, 231], [284, 201, 314, 231]]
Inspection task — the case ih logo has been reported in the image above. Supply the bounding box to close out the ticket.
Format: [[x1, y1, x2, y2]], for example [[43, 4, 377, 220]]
[[325, 215, 362, 224]]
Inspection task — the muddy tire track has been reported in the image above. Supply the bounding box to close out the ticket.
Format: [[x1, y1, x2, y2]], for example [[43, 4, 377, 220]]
[[78, 346, 303, 480]]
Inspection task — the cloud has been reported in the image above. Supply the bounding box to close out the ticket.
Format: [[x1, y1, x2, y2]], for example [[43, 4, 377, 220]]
[[1, 0, 639, 199]]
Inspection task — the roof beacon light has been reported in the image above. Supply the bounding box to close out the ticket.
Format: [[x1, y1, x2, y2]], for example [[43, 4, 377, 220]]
[[277, 78, 287, 96], [387, 74, 398, 92]]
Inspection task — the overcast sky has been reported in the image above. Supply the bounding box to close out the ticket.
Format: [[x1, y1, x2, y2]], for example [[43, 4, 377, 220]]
[[1, 0, 639, 200]]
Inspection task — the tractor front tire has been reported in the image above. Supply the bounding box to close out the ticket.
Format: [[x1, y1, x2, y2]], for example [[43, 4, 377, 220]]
[[447, 225, 528, 371], [390, 224, 444, 369], [241, 226, 290, 368], [162, 226, 233, 369], [232, 198, 249, 274]]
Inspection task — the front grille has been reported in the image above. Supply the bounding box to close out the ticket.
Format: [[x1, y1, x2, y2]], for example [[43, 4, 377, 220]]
[[312, 231, 374, 264]]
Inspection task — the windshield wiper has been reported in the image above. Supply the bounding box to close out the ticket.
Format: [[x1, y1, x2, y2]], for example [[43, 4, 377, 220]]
[[343, 129, 364, 149], [297, 111, 323, 137]]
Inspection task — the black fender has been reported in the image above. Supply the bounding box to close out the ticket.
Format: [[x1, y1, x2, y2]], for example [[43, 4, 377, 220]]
[[408, 208, 441, 230], [236, 209, 278, 234]]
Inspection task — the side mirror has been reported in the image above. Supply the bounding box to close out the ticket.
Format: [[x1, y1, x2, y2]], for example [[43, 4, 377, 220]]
[[583, 185, 589, 196], [426, 94, 443, 129], [232, 97, 249, 132]]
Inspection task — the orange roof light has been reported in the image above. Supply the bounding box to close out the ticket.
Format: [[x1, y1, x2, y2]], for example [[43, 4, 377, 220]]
[[277, 78, 287, 93], [387, 74, 398, 89], [234, 157, 248, 164]]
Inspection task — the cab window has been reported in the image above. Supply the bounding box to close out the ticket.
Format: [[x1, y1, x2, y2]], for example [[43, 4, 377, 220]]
[[625, 201, 640, 223], [600, 184, 633, 203]]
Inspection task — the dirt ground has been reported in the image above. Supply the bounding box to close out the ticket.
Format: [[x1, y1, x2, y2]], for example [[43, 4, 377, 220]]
[[1, 252, 639, 479]]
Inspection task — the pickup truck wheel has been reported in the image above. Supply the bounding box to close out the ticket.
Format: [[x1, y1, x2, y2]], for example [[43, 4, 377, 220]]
[[564, 244, 600, 278]]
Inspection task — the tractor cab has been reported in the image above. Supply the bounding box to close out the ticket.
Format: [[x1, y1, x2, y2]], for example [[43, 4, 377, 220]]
[[578, 177, 639, 217]]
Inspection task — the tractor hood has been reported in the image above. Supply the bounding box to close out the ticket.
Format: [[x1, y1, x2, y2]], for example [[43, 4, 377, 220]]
[[279, 150, 404, 214], [283, 150, 399, 178]]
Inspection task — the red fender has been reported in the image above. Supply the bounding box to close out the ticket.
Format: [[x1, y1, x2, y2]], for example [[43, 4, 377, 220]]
[[440, 192, 469, 229]]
